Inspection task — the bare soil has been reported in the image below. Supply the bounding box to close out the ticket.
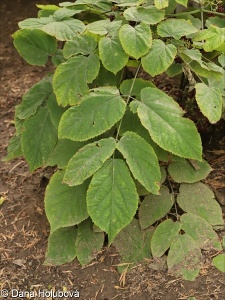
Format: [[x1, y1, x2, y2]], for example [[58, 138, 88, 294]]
[[0, 1, 225, 300]]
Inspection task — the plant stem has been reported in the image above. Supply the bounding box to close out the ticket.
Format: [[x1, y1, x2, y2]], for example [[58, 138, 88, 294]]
[[166, 9, 201, 17], [115, 62, 141, 142]]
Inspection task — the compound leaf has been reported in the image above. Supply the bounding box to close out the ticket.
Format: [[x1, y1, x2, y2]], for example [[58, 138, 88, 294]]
[[21, 107, 57, 171], [137, 88, 202, 160], [139, 186, 174, 229], [53, 54, 100, 106], [151, 219, 181, 257], [177, 182, 224, 226], [87, 159, 139, 244], [142, 40, 177, 76], [157, 19, 198, 40], [13, 29, 57, 66], [76, 218, 104, 266], [64, 137, 116, 186], [167, 234, 202, 281], [117, 131, 161, 194], [119, 23, 152, 59], [195, 83, 222, 124], [44, 170, 89, 233], [44, 227, 77, 265], [59, 87, 126, 141], [99, 35, 129, 74]]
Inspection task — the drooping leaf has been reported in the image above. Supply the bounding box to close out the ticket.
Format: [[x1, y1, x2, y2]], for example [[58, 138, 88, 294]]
[[113, 219, 153, 270], [167, 234, 202, 281], [44, 227, 77, 265], [136, 87, 202, 160], [119, 23, 152, 59], [195, 83, 222, 124], [123, 6, 165, 25], [151, 219, 181, 257], [64, 137, 116, 186], [63, 34, 97, 58], [213, 254, 225, 273], [13, 29, 57, 66], [157, 19, 198, 40], [46, 139, 85, 168], [3, 135, 22, 162], [142, 39, 177, 76], [53, 54, 100, 106], [42, 18, 86, 41], [87, 159, 139, 244], [168, 158, 212, 183], [44, 170, 89, 233], [181, 213, 222, 250], [175, 0, 188, 6], [139, 186, 174, 229], [16, 78, 53, 119], [21, 107, 57, 171], [166, 62, 183, 77], [46, 93, 67, 129], [99, 35, 129, 74], [177, 182, 224, 226], [117, 131, 161, 194], [76, 218, 104, 266], [59, 87, 126, 141]]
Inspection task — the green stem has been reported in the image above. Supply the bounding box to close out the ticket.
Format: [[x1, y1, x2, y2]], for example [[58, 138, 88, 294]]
[[115, 62, 141, 142], [202, 9, 225, 16], [166, 9, 201, 17]]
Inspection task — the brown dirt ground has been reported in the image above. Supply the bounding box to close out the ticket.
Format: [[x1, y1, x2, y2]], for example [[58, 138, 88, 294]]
[[0, 1, 225, 300]]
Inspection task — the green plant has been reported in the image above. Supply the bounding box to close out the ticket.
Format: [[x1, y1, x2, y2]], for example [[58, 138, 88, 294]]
[[5, 0, 225, 280]]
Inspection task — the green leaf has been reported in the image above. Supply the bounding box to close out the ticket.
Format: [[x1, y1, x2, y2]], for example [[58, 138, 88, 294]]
[[113, 219, 153, 269], [157, 19, 198, 40], [151, 219, 181, 257], [46, 139, 85, 168], [117, 131, 161, 194], [119, 23, 152, 59], [175, 0, 188, 6], [154, 0, 169, 9], [167, 234, 202, 281], [218, 53, 225, 67], [166, 62, 183, 77], [59, 87, 126, 141], [99, 35, 129, 74], [168, 158, 212, 183], [120, 78, 155, 97], [3, 135, 22, 162], [213, 254, 225, 273], [193, 26, 225, 52], [177, 182, 224, 226], [51, 49, 66, 66], [136, 87, 202, 160], [142, 39, 177, 76], [64, 137, 116, 186], [63, 34, 97, 59], [87, 159, 139, 244], [18, 16, 54, 29], [44, 170, 89, 233], [76, 219, 104, 266], [91, 63, 123, 88], [46, 93, 67, 129], [139, 186, 174, 229], [16, 78, 53, 119], [42, 18, 86, 41], [44, 227, 77, 265], [86, 19, 112, 35], [181, 213, 222, 250], [53, 7, 78, 20], [21, 107, 57, 171], [13, 29, 57, 66], [53, 54, 100, 106], [195, 83, 222, 124], [123, 6, 165, 25]]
